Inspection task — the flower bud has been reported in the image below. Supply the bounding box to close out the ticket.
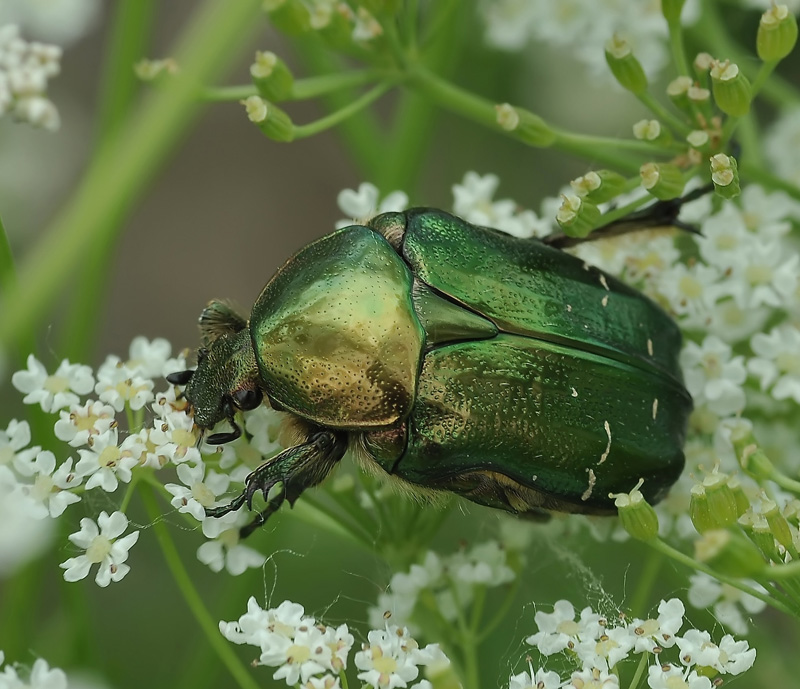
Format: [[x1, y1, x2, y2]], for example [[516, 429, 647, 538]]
[[710, 153, 740, 199], [739, 511, 782, 561], [495, 103, 556, 147], [605, 35, 648, 93], [250, 51, 294, 101], [694, 529, 765, 578], [556, 195, 601, 238], [640, 162, 684, 200], [757, 5, 798, 62], [726, 476, 750, 517], [569, 170, 626, 204], [610, 479, 660, 541], [710, 59, 752, 117], [686, 130, 710, 152], [263, 0, 311, 35], [632, 119, 662, 141], [689, 472, 738, 533], [735, 440, 775, 482], [243, 96, 294, 142], [763, 499, 797, 556], [694, 52, 714, 73]]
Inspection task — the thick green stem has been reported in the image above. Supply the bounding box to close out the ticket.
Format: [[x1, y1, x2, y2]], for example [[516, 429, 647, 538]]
[[293, 83, 392, 138], [0, 0, 264, 351], [0, 213, 14, 294], [648, 538, 796, 616], [140, 484, 262, 689]]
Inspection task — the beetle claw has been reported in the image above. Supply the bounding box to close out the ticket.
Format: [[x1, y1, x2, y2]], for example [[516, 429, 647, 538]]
[[206, 417, 242, 445]]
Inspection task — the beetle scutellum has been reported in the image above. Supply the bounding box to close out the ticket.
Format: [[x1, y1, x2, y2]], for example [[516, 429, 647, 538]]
[[168, 206, 692, 537]]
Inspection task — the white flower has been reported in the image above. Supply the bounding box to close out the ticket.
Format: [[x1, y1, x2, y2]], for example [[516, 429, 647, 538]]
[[165, 462, 230, 521], [53, 400, 117, 447], [574, 624, 635, 671], [127, 336, 185, 379], [197, 510, 266, 575], [22, 451, 81, 518], [647, 664, 712, 689], [0, 0, 101, 45], [748, 324, 800, 403], [738, 184, 800, 239], [75, 428, 141, 492], [680, 336, 747, 415], [148, 409, 201, 465], [94, 356, 154, 411], [450, 540, 515, 586], [0, 418, 39, 475], [687, 573, 766, 635], [244, 404, 284, 456], [629, 598, 685, 653], [59, 511, 140, 587], [656, 262, 721, 324], [220, 598, 311, 647], [452, 171, 550, 238], [0, 656, 68, 689], [566, 666, 619, 689], [355, 625, 448, 689], [0, 465, 54, 576], [765, 106, 800, 187], [726, 238, 800, 310], [716, 634, 756, 675], [508, 667, 562, 689], [526, 600, 604, 655], [675, 629, 720, 668], [261, 623, 333, 686], [12, 354, 94, 412], [336, 182, 408, 228]]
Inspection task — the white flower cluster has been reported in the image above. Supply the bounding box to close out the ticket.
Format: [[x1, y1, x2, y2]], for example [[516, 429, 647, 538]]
[[0, 652, 66, 689], [0, 24, 62, 130], [3, 336, 284, 584], [512, 597, 755, 689], [477, 0, 699, 80], [220, 598, 448, 689], [369, 540, 517, 629]]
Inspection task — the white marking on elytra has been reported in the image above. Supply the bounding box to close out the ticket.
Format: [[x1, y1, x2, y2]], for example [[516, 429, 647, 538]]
[[581, 469, 597, 501], [652, 398, 659, 420], [571, 387, 578, 397], [599, 420, 611, 464], [647, 338, 654, 357], [599, 274, 610, 291], [601, 295, 609, 308]]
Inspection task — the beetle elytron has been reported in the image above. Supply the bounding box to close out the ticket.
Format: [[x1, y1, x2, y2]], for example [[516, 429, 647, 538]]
[[168, 208, 691, 536]]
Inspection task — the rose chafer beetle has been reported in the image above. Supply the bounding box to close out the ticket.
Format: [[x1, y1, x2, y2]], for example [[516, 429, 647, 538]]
[[168, 207, 691, 537]]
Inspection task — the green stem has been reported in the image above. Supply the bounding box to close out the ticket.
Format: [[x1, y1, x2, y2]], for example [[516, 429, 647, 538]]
[[140, 484, 262, 689], [647, 538, 795, 616], [637, 91, 692, 137], [0, 212, 15, 294], [626, 651, 650, 689], [293, 83, 393, 139], [291, 493, 375, 550], [477, 579, 520, 643], [750, 59, 778, 101], [0, 0, 264, 351], [449, 584, 480, 689], [666, 16, 690, 76], [203, 85, 257, 101], [407, 67, 659, 172], [628, 549, 663, 618]]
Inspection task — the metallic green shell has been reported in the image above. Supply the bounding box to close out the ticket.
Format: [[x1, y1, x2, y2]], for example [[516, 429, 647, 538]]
[[250, 226, 424, 429], [400, 209, 684, 385], [389, 334, 687, 511]]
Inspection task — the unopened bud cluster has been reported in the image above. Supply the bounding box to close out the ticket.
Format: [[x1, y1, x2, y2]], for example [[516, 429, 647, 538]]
[[0, 24, 62, 130]]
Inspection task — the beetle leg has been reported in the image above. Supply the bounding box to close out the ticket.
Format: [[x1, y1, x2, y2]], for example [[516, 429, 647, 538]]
[[206, 429, 348, 538], [206, 416, 242, 445], [544, 182, 713, 249]]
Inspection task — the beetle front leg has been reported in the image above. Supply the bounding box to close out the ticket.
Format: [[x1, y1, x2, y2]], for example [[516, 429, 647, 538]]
[[206, 429, 348, 538]]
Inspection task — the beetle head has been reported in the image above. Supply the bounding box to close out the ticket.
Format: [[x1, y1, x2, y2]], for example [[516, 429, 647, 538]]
[[167, 328, 262, 444]]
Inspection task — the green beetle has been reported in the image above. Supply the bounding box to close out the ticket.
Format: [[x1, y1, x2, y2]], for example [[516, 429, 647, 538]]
[[168, 208, 691, 536]]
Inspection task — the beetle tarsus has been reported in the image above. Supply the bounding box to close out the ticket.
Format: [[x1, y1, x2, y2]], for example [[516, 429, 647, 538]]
[[206, 417, 242, 445], [204, 429, 348, 537], [166, 370, 194, 385]]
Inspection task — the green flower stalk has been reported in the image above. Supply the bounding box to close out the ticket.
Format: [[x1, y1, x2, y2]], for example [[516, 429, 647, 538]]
[[605, 34, 648, 93], [243, 95, 294, 141], [710, 59, 752, 117], [640, 162, 684, 199], [250, 50, 294, 101]]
